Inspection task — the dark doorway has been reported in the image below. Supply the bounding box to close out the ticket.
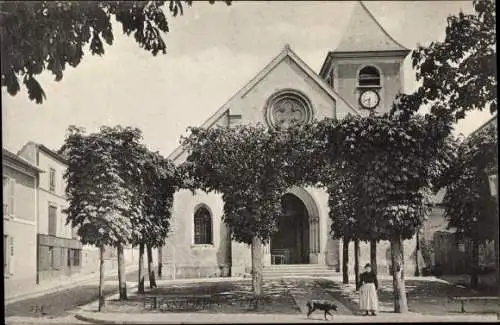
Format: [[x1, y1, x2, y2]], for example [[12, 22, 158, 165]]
[[271, 193, 310, 264]]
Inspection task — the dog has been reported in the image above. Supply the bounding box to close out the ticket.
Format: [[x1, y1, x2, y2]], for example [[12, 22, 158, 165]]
[[306, 300, 338, 320]]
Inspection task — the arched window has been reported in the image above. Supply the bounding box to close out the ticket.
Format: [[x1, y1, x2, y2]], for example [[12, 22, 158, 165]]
[[358, 66, 381, 87], [194, 205, 213, 245]]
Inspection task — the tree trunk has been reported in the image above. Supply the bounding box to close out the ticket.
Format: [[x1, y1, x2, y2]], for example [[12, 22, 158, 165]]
[[158, 246, 163, 279], [342, 238, 349, 284], [138, 243, 145, 294], [401, 241, 405, 282], [415, 232, 420, 276], [370, 239, 377, 275], [390, 235, 408, 313], [470, 239, 480, 289], [117, 244, 127, 300], [495, 203, 500, 319], [354, 239, 360, 290], [251, 235, 263, 310], [98, 245, 105, 312], [147, 244, 157, 288]]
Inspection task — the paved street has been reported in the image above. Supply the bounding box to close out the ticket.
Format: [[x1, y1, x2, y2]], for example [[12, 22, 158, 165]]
[[4, 269, 145, 323]]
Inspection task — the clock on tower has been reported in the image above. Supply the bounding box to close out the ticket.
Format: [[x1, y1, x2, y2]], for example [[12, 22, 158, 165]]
[[359, 89, 380, 110]]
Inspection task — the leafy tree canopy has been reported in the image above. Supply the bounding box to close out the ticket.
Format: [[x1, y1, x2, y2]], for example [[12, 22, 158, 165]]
[[61, 125, 179, 248], [1, 0, 231, 103], [410, 0, 496, 121], [130, 147, 180, 248], [319, 111, 446, 240], [182, 124, 301, 244], [61, 125, 142, 245], [439, 123, 498, 241]]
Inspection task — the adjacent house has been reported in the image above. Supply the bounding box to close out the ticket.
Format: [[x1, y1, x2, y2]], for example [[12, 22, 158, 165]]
[[424, 114, 498, 276], [3, 148, 43, 295], [16, 142, 140, 286], [18, 142, 83, 283]]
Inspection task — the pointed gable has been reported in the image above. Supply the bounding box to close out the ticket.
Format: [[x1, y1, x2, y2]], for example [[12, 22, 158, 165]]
[[168, 45, 360, 163], [334, 1, 409, 54]]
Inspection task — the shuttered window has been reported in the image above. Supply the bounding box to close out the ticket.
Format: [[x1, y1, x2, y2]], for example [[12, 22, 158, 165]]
[[3, 177, 15, 217], [48, 246, 55, 268], [73, 249, 81, 266], [48, 205, 57, 236], [49, 168, 56, 192], [358, 66, 380, 87], [4, 235, 8, 274], [67, 248, 72, 267]]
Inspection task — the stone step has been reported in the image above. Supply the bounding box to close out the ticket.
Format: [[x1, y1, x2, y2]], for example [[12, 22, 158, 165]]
[[264, 273, 334, 278], [264, 264, 329, 268], [263, 265, 335, 277], [263, 269, 330, 273], [264, 267, 329, 271]]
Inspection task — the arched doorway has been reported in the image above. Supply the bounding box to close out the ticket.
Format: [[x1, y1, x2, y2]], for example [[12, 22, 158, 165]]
[[271, 193, 311, 264]]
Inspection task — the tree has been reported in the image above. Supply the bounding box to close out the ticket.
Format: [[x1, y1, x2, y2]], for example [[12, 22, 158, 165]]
[[182, 124, 307, 306], [96, 126, 150, 300], [132, 149, 178, 293], [326, 161, 368, 287], [317, 109, 450, 313], [61, 125, 139, 310], [326, 148, 382, 287], [0, 0, 231, 103], [438, 124, 497, 288], [411, 0, 496, 121]]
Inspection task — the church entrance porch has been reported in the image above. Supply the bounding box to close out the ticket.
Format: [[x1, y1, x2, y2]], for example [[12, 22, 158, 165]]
[[270, 193, 310, 265]]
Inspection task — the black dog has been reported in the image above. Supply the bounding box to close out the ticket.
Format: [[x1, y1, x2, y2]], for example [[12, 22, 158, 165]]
[[306, 300, 338, 320]]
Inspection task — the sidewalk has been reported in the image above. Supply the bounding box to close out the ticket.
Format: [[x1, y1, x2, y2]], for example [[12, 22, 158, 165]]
[[72, 311, 498, 324], [5, 264, 138, 305]]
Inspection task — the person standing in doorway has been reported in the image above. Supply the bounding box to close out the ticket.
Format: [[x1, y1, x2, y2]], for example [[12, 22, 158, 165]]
[[359, 263, 379, 316]]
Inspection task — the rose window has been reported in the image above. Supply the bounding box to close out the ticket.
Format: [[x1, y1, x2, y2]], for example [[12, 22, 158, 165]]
[[265, 91, 313, 129]]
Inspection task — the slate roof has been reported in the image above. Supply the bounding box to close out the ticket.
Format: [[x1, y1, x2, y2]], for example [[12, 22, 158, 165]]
[[333, 1, 410, 54]]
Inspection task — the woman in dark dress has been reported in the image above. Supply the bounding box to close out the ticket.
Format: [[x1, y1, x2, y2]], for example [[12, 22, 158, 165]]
[[359, 263, 379, 316]]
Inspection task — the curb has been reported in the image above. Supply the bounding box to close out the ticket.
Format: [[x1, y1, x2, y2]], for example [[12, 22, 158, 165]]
[[70, 311, 500, 324], [77, 282, 140, 313], [74, 313, 110, 325]]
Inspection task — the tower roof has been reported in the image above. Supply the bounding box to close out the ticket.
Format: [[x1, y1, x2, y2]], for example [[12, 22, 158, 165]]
[[334, 1, 410, 54]]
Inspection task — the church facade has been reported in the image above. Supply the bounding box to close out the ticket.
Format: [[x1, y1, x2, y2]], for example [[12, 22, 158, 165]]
[[162, 2, 421, 279]]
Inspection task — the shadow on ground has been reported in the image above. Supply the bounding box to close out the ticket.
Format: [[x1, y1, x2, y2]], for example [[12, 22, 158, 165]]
[[104, 279, 300, 314], [324, 277, 499, 316]]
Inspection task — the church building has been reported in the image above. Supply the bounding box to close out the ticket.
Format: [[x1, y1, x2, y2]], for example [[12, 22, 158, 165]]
[[162, 1, 420, 278]]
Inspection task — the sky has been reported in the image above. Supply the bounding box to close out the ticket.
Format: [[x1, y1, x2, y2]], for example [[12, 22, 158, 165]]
[[2, 1, 495, 157]]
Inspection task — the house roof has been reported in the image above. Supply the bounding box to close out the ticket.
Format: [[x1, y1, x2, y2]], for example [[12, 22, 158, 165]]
[[468, 114, 497, 138], [168, 44, 360, 162], [333, 1, 410, 54], [432, 115, 498, 205], [18, 141, 68, 165], [3, 148, 44, 173]]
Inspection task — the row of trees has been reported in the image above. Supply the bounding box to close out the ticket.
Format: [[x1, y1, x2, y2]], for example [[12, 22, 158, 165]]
[[181, 107, 454, 312], [60, 126, 180, 310], [180, 0, 496, 312], [41, 0, 494, 314]]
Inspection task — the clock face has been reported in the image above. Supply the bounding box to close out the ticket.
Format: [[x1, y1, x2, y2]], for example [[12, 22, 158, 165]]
[[359, 90, 380, 109]]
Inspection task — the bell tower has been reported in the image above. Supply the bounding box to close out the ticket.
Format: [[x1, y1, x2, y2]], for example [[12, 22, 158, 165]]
[[319, 1, 410, 116]]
